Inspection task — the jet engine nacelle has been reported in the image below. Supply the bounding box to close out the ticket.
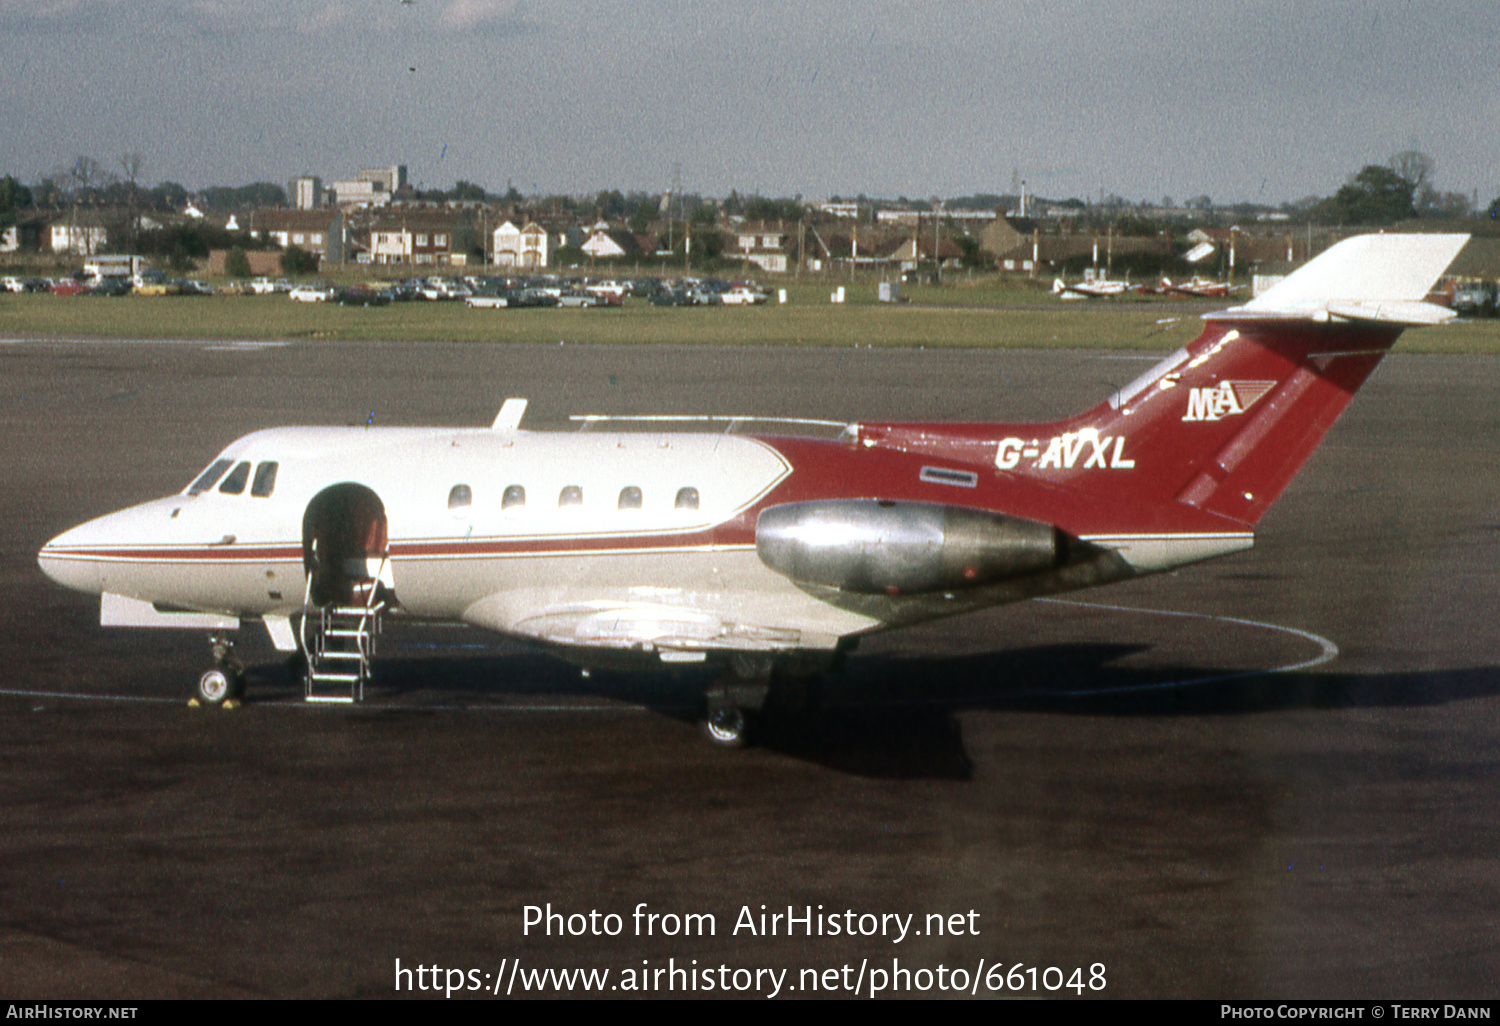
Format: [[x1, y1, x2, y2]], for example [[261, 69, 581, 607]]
[[755, 499, 1062, 595]]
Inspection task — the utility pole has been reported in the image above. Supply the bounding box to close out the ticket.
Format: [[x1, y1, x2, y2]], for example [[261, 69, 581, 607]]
[[934, 202, 942, 286], [668, 163, 682, 259]]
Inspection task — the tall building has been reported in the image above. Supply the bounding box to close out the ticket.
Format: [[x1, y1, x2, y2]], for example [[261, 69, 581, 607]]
[[290, 176, 323, 210], [330, 165, 408, 208]]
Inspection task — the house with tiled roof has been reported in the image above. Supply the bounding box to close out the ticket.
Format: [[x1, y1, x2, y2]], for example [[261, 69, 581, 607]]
[[252, 209, 346, 264], [731, 221, 793, 273], [364, 210, 462, 265], [491, 220, 549, 269]]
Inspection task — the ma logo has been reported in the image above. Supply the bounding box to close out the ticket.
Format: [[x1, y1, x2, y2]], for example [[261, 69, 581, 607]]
[[1182, 380, 1276, 422]]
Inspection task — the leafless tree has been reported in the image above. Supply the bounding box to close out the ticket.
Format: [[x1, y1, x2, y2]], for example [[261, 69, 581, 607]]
[[1388, 150, 1434, 190], [60, 156, 114, 255], [1389, 150, 1436, 213], [119, 152, 144, 253]]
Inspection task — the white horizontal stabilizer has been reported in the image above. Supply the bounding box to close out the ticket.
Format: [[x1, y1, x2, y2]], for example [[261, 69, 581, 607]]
[[1214, 233, 1468, 323]]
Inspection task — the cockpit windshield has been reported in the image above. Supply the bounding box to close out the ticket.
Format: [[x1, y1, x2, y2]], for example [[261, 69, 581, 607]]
[[187, 459, 233, 496]]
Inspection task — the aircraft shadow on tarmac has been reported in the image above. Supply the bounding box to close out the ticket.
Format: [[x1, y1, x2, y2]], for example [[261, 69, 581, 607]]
[[234, 644, 1500, 781]]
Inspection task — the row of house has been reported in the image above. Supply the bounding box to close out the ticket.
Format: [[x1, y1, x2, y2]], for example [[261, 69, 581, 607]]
[[3, 205, 1122, 274], [15, 192, 1407, 277]]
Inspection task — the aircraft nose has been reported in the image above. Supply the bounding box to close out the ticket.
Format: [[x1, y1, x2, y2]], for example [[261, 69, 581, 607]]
[[36, 497, 181, 595], [37, 522, 106, 594]]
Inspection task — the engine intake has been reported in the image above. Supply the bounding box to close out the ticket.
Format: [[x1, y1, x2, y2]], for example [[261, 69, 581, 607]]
[[756, 500, 1062, 595]]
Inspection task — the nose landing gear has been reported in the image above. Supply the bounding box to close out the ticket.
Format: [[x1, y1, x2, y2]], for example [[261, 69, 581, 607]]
[[194, 633, 245, 707]]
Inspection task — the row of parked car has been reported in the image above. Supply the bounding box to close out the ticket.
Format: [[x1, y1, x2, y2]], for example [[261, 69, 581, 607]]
[[3, 271, 774, 308], [2, 273, 218, 297], [278, 274, 772, 310]]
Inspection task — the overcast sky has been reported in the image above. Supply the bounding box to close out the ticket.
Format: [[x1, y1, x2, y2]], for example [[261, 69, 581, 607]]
[[2, 0, 1495, 206]]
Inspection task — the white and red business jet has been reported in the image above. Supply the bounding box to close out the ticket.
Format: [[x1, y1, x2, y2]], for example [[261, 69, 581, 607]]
[[38, 234, 1466, 745]]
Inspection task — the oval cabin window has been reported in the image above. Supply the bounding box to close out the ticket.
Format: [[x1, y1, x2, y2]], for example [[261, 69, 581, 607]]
[[448, 484, 472, 509], [675, 487, 700, 510], [618, 486, 642, 510], [559, 486, 583, 508], [502, 485, 526, 509]]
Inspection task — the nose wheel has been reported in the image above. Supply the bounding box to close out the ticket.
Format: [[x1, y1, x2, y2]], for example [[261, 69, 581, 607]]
[[195, 633, 245, 707]]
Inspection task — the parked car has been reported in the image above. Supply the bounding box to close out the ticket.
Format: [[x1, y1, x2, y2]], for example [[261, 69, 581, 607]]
[[585, 280, 628, 301], [1452, 281, 1497, 318], [418, 278, 472, 301], [51, 279, 88, 296], [336, 285, 392, 307], [649, 289, 693, 307], [249, 277, 292, 295], [557, 292, 601, 308], [289, 283, 337, 303], [720, 285, 769, 305], [511, 288, 559, 308], [83, 278, 132, 297], [177, 279, 215, 296], [465, 293, 512, 309]]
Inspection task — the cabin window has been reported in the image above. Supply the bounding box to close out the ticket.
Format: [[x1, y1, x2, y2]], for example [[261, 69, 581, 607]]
[[559, 485, 583, 508], [188, 459, 233, 496], [448, 484, 472, 509], [618, 486, 642, 510], [218, 461, 251, 495], [251, 462, 279, 498], [675, 487, 700, 510], [502, 485, 526, 509]]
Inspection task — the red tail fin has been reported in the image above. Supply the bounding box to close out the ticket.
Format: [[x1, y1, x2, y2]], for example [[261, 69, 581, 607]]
[[860, 233, 1467, 529]]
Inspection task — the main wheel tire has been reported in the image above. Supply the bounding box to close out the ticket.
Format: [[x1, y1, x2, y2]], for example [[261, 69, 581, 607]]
[[702, 705, 749, 748]]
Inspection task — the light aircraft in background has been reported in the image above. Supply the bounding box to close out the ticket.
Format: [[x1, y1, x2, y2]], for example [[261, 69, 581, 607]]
[[38, 234, 1468, 746], [1051, 276, 1139, 299], [1157, 276, 1245, 299]]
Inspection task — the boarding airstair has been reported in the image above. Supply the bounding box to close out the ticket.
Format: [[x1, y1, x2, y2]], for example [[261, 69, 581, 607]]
[[300, 557, 386, 704]]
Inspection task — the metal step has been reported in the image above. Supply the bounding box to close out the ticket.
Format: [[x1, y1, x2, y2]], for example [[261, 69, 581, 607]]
[[300, 563, 388, 704]]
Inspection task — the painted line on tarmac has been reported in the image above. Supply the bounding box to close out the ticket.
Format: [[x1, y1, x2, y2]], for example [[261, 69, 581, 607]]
[[0, 684, 654, 713], [0, 687, 181, 704], [1021, 597, 1340, 698], [0, 337, 293, 349]]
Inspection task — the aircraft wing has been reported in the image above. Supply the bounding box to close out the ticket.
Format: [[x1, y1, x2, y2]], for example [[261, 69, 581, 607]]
[[463, 598, 810, 654]]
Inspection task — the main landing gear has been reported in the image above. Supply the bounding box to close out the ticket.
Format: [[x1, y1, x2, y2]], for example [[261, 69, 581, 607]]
[[702, 685, 759, 748], [700, 653, 826, 749], [194, 632, 245, 707]]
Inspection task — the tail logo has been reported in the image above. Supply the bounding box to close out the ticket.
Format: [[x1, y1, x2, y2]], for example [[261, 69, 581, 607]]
[[1182, 380, 1277, 422]]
